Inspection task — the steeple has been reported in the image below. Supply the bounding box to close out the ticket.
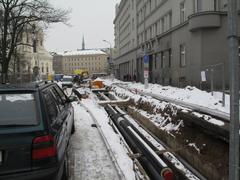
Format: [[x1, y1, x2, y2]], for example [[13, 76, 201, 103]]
[[82, 36, 85, 50]]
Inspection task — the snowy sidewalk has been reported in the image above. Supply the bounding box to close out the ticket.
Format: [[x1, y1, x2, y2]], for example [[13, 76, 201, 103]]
[[68, 102, 121, 180]]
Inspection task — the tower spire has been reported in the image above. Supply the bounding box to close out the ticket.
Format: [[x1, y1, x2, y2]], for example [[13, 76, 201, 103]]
[[82, 36, 85, 50]]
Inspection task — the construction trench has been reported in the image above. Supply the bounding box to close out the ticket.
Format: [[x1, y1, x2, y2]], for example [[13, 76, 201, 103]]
[[90, 83, 232, 180]]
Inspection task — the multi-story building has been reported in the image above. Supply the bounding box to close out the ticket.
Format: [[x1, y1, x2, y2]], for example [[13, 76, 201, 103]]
[[53, 41, 108, 75], [114, 0, 138, 79], [52, 53, 63, 74], [60, 49, 108, 75], [114, 0, 240, 89]]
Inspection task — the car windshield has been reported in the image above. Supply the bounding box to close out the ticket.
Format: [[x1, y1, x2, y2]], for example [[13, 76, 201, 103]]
[[62, 77, 72, 82], [0, 93, 38, 126]]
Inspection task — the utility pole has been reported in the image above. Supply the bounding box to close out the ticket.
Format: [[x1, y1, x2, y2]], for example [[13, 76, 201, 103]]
[[222, 63, 225, 107], [228, 0, 239, 179], [103, 40, 113, 77], [143, 5, 148, 89]]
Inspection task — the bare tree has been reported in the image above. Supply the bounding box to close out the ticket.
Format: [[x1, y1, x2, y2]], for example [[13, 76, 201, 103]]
[[0, 0, 70, 83]]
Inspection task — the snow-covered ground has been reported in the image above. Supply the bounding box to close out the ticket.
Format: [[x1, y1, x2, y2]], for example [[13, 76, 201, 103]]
[[65, 78, 229, 180], [69, 93, 135, 180], [102, 78, 230, 114]]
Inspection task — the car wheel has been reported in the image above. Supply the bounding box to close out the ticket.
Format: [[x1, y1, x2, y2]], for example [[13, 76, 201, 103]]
[[71, 121, 75, 134], [61, 155, 69, 180]]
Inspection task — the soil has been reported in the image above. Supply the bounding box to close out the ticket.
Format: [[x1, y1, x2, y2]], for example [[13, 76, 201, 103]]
[[126, 97, 229, 180]]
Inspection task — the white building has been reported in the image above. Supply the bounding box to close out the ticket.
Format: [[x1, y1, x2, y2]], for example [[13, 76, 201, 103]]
[[17, 24, 53, 80]]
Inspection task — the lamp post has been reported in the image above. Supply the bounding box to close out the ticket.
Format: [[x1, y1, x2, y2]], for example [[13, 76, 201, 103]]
[[103, 40, 113, 76], [228, 0, 239, 179]]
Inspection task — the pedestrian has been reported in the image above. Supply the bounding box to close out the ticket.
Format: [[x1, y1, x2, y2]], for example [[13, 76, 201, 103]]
[[133, 74, 136, 82]]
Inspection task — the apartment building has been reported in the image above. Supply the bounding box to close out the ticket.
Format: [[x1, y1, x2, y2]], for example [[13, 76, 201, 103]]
[[114, 0, 138, 79], [114, 0, 240, 89]]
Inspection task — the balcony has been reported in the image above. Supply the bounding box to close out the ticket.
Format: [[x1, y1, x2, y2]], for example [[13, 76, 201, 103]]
[[188, 12, 221, 32]]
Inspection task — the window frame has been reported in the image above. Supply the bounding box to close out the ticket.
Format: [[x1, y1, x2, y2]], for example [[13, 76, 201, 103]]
[[180, 44, 186, 67]]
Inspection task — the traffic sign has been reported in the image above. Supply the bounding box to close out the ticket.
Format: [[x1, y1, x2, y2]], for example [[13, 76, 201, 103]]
[[144, 54, 149, 64], [144, 70, 149, 78]]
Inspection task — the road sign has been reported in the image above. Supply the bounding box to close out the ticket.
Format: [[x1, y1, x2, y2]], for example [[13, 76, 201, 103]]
[[144, 70, 149, 78], [201, 71, 206, 82], [144, 54, 149, 64]]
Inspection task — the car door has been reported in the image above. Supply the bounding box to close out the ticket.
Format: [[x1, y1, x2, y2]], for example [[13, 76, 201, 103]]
[[41, 89, 67, 162], [53, 85, 74, 140]]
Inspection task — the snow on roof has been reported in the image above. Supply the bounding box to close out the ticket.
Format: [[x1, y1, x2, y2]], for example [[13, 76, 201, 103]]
[[58, 49, 107, 56]]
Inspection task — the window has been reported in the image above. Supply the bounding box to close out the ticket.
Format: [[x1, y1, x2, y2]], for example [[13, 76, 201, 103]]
[[150, 26, 152, 38], [238, 40, 240, 63], [155, 54, 157, 69], [155, 23, 158, 36], [180, 44, 186, 67], [168, 49, 172, 67], [0, 93, 38, 125], [214, 0, 219, 11], [42, 91, 58, 123], [169, 12, 172, 29], [49, 88, 64, 111], [180, 1, 186, 23], [161, 18, 165, 33], [194, 0, 201, 13], [33, 40, 37, 53], [161, 52, 164, 68]]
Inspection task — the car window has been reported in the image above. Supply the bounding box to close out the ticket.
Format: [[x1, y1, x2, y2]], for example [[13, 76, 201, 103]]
[[0, 93, 38, 126], [50, 87, 64, 111], [42, 91, 58, 123], [54, 85, 67, 103]]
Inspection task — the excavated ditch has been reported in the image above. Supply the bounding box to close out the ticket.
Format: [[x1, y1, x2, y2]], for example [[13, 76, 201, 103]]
[[123, 97, 229, 180]]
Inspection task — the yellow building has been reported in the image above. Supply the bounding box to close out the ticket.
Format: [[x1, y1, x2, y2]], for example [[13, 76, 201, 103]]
[[57, 49, 108, 75]]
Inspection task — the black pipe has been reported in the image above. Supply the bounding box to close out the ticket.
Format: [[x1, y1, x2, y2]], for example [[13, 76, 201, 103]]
[[118, 125, 163, 180], [105, 105, 169, 180]]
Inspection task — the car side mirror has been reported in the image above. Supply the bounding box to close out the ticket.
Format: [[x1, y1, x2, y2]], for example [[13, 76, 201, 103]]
[[67, 96, 79, 102]]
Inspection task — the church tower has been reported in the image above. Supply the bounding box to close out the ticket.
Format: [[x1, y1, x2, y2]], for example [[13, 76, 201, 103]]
[[82, 36, 85, 50]]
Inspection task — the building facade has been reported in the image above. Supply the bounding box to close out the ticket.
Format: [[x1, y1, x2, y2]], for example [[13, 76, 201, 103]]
[[114, 0, 240, 89], [53, 49, 108, 75], [16, 25, 53, 81], [114, 0, 138, 79]]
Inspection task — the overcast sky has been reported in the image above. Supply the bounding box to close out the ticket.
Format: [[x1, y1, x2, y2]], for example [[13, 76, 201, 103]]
[[45, 0, 120, 52]]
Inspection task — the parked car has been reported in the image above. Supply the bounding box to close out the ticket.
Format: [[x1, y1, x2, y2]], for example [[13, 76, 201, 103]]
[[0, 82, 75, 180], [61, 76, 73, 88]]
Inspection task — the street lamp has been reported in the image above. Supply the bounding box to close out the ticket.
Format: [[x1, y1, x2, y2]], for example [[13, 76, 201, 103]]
[[103, 40, 113, 76]]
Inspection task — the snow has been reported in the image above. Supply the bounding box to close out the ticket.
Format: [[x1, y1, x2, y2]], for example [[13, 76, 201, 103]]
[[103, 79, 230, 114], [63, 78, 229, 179], [70, 102, 121, 180], [0, 93, 34, 102], [188, 143, 201, 154], [71, 94, 136, 180], [123, 113, 200, 180], [57, 49, 107, 56]]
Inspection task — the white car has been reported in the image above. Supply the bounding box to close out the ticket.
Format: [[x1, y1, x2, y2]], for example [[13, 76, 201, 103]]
[[61, 75, 73, 88]]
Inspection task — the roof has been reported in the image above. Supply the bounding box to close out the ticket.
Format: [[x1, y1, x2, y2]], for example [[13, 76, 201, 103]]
[[0, 81, 54, 91], [58, 49, 107, 56]]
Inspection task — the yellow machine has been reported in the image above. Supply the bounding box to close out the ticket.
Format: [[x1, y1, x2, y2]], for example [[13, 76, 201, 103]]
[[74, 69, 89, 78]]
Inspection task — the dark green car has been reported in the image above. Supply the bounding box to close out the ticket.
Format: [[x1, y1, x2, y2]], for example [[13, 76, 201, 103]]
[[0, 82, 75, 180]]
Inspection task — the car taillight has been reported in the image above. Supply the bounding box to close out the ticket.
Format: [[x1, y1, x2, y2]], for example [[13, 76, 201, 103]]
[[32, 135, 57, 160], [161, 168, 173, 180]]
